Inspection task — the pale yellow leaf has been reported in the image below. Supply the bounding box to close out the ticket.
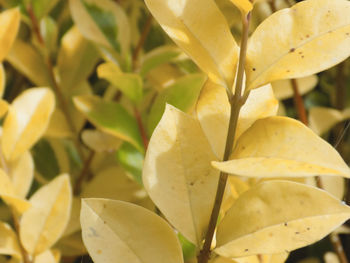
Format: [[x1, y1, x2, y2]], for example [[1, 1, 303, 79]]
[[306, 176, 345, 200], [0, 8, 20, 62], [6, 40, 52, 86], [145, 0, 239, 87], [34, 250, 56, 263], [45, 108, 73, 138], [0, 100, 8, 119], [0, 64, 5, 98], [20, 174, 72, 255], [81, 198, 184, 263], [324, 252, 340, 263], [2, 88, 55, 161], [212, 116, 350, 178], [309, 107, 348, 135], [0, 221, 21, 258], [272, 75, 318, 100], [196, 81, 278, 159], [246, 0, 350, 90], [229, 0, 253, 14], [63, 197, 81, 237], [0, 169, 31, 214], [8, 151, 34, 198], [215, 181, 350, 257], [82, 166, 143, 203], [143, 104, 219, 245], [146, 63, 183, 91], [82, 129, 122, 152]]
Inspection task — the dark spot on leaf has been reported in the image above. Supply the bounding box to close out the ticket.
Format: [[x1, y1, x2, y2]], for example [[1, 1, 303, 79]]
[[295, 232, 300, 234], [290, 48, 295, 53], [190, 182, 194, 186], [307, 227, 310, 230], [284, 222, 288, 226], [306, 34, 310, 38], [252, 68, 256, 71], [301, 56, 305, 58], [286, 70, 291, 73], [245, 249, 249, 252], [97, 250, 102, 254]]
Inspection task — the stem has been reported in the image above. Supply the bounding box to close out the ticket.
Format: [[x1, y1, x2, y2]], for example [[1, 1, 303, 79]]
[[197, 12, 251, 263], [132, 15, 153, 70], [268, 0, 277, 13], [331, 233, 349, 263], [134, 107, 149, 150], [291, 79, 308, 125], [73, 151, 96, 195]]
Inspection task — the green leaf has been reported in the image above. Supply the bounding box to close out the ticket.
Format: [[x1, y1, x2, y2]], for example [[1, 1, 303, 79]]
[[97, 62, 143, 103], [116, 142, 144, 185], [73, 95, 143, 153], [140, 46, 181, 77], [69, 0, 130, 56], [147, 74, 206, 135], [31, 0, 60, 19]]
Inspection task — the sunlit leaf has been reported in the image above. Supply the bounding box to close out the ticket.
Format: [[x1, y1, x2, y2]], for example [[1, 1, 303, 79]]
[[0, 8, 20, 62], [246, 0, 350, 90], [81, 198, 184, 263], [73, 95, 143, 152], [143, 104, 219, 245], [82, 129, 122, 152], [229, 0, 253, 14], [2, 88, 55, 161], [215, 181, 350, 257], [212, 116, 350, 178], [20, 174, 72, 255], [34, 249, 56, 263], [196, 81, 278, 159], [145, 0, 239, 87], [0, 222, 21, 258]]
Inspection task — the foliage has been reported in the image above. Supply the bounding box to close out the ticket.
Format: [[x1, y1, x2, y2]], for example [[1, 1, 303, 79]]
[[0, 0, 349, 263]]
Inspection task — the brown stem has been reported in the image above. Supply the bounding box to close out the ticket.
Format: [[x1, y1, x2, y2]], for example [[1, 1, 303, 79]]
[[331, 234, 349, 263], [134, 107, 149, 150], [73, 151, 96, 196], [26, 5, 44, 45], [132, 15, 153, 70], [291, 79, 308, 126], [197, 12, 251, 263], [268, 0, 277, 13]]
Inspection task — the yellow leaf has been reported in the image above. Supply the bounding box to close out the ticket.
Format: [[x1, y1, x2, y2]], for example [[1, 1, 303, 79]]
[[0, 221, 21, 258], [82, 129, 122, 152], [6, 40, 52, 86], [81, 198, 184, 263], [8, 151, 34, 198], [215, 181, 350, 257], [212, 116, 350, 178], [272, 75, 318, 100], [0, 64, 6, 98], [229, 0, 253, 14], [0, 8, 20, 62], [45, 108, 73, 138], [54, 232, 86, 256], [0, 169, 31, 214], [63, 197, 81, 237], [143, 104, 219, 245], [309, 107, 350, 135], [246, 0, 350, 90], [34, 250, 56, 263], [20, 174, 72, 255], [324, 252, 340, 263], [2, 88, 55, 161], [0, 100, 8, 119], [196, 81, 278, 159], [145, 0, 239, 87]]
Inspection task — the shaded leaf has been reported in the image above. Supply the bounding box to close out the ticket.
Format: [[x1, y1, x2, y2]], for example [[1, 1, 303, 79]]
[[82, 129, 122, 152], [81, 198, 184, 263], [73, 95, 143, 152]]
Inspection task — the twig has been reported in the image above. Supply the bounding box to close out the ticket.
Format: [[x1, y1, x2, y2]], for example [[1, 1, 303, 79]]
[[73, 151, 96, 196], [197, 12, 252, 263], [132, 15, 153, 70], [291, 79, 308, 125], [134, 107, 149, 150]]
